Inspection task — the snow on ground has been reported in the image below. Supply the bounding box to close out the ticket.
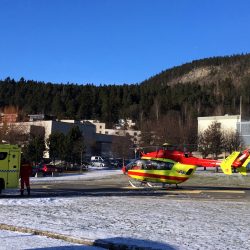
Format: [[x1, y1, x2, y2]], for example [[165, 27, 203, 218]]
[[31, 168, 120, 183], [1, 169, 250, 249], [0, 229, 105, 250]]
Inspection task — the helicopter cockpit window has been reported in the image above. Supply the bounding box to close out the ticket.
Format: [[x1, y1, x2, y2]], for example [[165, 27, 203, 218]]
[[130, 160, 146, 170], [125, 160, 136, 170]]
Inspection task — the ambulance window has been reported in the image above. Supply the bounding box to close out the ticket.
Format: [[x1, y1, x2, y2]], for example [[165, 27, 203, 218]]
[[0, 152, 8, 160]]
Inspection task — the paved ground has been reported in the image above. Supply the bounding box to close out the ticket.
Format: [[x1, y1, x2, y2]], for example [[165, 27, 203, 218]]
[[3, 169, 249, 201]]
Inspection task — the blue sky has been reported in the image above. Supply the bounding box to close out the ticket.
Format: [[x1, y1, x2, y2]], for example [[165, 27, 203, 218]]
[[0, 0, 249, 85]]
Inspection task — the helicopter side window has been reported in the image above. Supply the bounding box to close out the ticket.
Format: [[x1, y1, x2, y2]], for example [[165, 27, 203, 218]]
[[143, 160, 154, 170], [156, 161, 174, 170]]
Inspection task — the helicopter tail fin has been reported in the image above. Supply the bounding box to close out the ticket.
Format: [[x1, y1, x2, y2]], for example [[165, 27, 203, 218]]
[[236, 156, 250, 176], [220, 151, 241, 175]]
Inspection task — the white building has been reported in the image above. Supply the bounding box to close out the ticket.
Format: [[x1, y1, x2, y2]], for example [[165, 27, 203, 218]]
[[198, 115, 241, 133], [197, 114, 250, 146]]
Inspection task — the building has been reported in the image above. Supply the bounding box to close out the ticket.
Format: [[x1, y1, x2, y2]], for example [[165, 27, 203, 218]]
[[84, 119, 141, 146], [61, 120, 113, 156], [1, 115, 140, 158], [198, 115, 241, 133], [28, 114, 55, 121], [114, 119, 136, 129], [82, 120, 106, 134], [2, 118, 114, 158], [198, 114, 250, 147], [104, 128, 141, 145], [237, 121, 250, 146]]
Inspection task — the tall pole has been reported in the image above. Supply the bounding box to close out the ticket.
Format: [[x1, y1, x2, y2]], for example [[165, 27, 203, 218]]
[[239, 96, 242, 150], [240, 96, 242, 134], [80, 150, 83, 173]]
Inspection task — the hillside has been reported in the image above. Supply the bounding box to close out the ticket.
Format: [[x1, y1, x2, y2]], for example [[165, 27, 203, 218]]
[[1, 53, 250, 144], [142, 53, 250, 87]]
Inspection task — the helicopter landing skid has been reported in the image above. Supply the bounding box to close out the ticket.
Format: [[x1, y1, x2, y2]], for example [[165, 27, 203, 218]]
[[128, 180, 156, 188]]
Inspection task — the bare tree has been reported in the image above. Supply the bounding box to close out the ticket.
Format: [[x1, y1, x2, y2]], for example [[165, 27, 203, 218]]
[[223, 131, 243, 154], [0, 122, 28, 145], [198, 132, 210, 158]]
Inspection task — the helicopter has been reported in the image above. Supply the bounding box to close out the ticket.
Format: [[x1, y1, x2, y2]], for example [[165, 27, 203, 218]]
[[122, 143, 249, 187]]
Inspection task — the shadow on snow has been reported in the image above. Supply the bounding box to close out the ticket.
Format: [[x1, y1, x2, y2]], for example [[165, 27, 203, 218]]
[[32, 236, 178, 250]]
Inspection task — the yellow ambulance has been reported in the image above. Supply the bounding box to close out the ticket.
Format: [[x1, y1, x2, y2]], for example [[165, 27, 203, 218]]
[[0, 144, 21, 193]]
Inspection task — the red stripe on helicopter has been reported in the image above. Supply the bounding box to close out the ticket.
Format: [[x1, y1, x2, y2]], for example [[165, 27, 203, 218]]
[[128, 171, 188, 181]]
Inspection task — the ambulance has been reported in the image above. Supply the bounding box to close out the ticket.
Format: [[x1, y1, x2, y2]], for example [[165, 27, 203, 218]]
[[0, 144, 21, 193]]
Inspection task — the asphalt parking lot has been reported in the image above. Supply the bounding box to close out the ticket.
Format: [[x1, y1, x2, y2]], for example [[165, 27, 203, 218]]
[[10, 169, 250, 202]]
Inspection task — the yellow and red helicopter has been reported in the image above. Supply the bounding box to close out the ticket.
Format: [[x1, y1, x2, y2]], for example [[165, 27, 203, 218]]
[[122, 144, 250, 187]]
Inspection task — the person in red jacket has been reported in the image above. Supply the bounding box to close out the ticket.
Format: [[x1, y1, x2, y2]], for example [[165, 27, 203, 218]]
[[20, 156, 32, 196]]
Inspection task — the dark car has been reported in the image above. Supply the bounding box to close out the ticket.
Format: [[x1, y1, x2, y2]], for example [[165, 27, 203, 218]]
[[42, 164, 63, 176], [32, 164, 63, 176]]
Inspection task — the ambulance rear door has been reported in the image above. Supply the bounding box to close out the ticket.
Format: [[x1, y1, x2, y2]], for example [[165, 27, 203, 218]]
[[7, 149, 21, 188], [0, 148, 10, 189]]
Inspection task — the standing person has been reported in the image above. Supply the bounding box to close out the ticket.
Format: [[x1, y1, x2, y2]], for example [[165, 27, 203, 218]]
[[20, 156, 32, 196]]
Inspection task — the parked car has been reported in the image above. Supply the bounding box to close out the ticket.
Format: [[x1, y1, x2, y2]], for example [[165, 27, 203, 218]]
[[42, 164, 63, 176], [32, 164, 63, 176], [90, 156, 104, 162], [91, 160, 106, 168], [90, 156, 107, 168]]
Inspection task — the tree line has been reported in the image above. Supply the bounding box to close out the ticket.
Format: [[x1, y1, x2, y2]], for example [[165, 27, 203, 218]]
[[0, 53, 250, 146]]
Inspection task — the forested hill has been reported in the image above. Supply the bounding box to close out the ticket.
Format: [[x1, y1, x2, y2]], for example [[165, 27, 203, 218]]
[[1, 53, 250, 141], [142, 53, 250, 87]]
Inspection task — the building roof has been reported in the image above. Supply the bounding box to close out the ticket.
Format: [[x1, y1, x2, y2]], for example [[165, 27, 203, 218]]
[[198, 115, 240, 120]]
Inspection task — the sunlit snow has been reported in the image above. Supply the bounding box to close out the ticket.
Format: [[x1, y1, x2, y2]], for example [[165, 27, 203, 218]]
[[0, 169, 250, 249]]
